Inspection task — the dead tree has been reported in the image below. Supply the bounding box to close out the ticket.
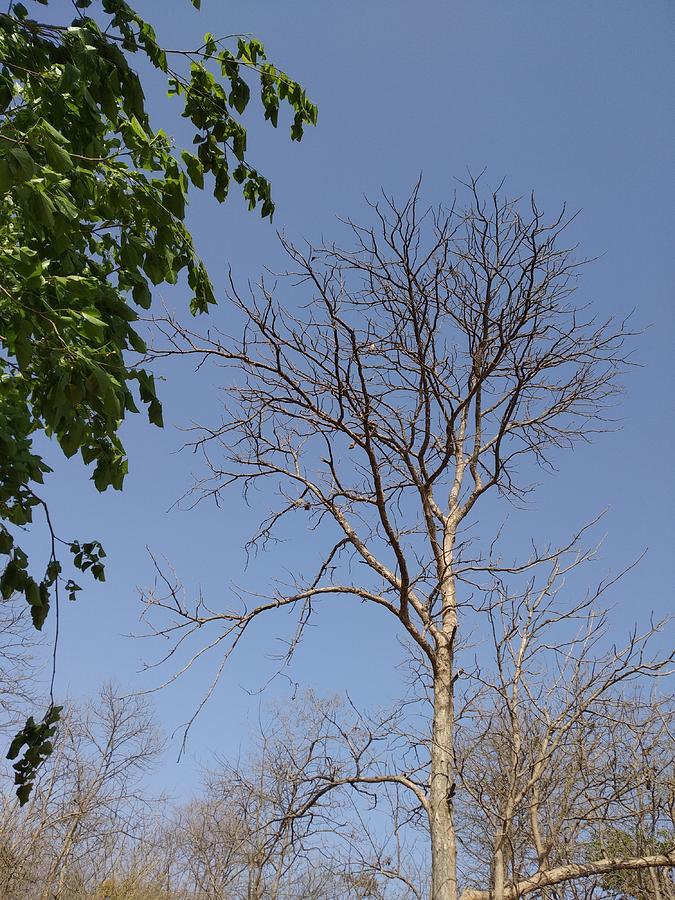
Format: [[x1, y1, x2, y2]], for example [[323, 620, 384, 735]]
[[0, 685, 162, 900], [0, 594, 39, 735], [453, 574, 674, 900], [143, 180, 673, 900], [170, 693, 423, 899]]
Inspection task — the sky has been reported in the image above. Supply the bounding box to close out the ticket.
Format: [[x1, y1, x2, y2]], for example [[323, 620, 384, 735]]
[[27, 0, 675, 799]]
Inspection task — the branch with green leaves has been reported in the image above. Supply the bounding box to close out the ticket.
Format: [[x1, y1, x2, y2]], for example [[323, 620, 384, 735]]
[[1, 0, 316, 803]]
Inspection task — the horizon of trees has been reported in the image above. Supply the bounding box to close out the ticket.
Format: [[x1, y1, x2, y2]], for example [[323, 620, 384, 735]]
[[0, 674, 672, 900]]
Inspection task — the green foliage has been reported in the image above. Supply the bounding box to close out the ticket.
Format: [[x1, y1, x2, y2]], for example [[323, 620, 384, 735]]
[[0, 0, 316, 803], [6, 704, 62, 804], [587, 827, 675, 899]]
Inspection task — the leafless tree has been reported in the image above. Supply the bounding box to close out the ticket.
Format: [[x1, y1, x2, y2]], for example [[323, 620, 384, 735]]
[[168, 692, 423, 899], [0, 685, 421, 899], [0, 684, 162, 899], [0, 594, 39, 735], [143, 180, 674, 900], [453, 575, 674, 900]]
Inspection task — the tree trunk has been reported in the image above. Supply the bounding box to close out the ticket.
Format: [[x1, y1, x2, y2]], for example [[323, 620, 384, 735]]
[[492, 846, 506, 900], [429, 651, 458, 900], [40, 819, 78, 900], [247, 857, 265, 900]]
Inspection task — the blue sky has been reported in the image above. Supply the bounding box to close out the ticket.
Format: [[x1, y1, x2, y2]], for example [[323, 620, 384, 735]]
[[31, 0, 674, 798]]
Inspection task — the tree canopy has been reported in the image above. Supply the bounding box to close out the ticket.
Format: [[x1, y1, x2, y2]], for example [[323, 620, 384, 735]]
[[0, 0, 316, 800]]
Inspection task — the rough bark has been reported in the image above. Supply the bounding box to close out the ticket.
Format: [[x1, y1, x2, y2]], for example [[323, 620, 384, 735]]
[[430, 650, 458, 900]]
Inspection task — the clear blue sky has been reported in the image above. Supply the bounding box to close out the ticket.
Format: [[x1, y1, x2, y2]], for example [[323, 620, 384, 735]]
[[33, 0, 674, 797]]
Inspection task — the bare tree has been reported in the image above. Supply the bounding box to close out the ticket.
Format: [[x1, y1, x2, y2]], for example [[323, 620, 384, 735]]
[[143, 181, 674, 900], [453, 575, 674, 900], [0, 685, 419, 899], [0, 684, 162, 899], [0, 594, 39, 735], [169, 693, 422, 899]]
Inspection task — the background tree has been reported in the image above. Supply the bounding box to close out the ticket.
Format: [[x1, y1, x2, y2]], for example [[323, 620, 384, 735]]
[[0, 0, 316, 798], [586, 828, 675, 900], [0, 677, 668, 898], [168, 693, 422, 899], [141, 181, 674, 900], [0, 685, 161, 899], [453, 578, 674, 900], [0, 684, 419, 898], [0, 594, 38, 734]]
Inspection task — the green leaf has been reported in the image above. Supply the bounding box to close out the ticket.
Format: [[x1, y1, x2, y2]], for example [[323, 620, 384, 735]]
[[25, 579, 40, 607], [148, 398, 163, 427], [59, 423, 85, 458], [230, 79, 250, 115], [129, 115, 150, 144], [7, 147, 35, 182], [0, 159, 12, 193], [125, 326, 146, 353], [0, 0, 317, 670], [52, 191, 79, 220], [132, 279, 152, 309], [38, 120, 70, 146], [0, 530, 13, 555], [30, 583, 50, 630], [65, 579, 82, 602], [8, 706, 62, 805], [0, 76, 13, 114], [203, 32, 217, 56], [81, 310, 107, 329], [15, 337, 33, 370], [43, 138, 73, 173], [143, 249, 166, 285], [181, 151, 204, 189], [27, 188, 55, 228]]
